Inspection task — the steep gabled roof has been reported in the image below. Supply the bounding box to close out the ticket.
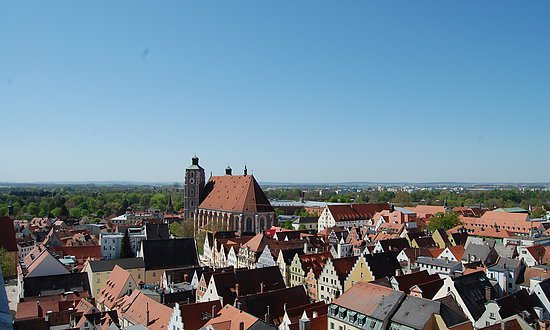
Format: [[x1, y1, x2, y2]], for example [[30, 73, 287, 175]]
[[141, 238, 198, 270], [378, 238, 410, 251], [199, 175, 274, 213], [332, 256, 358, 284], [332, 282, 405, 321], [392, 270, 440, 294], [97, 265, 134, 310], [496, 289, 537, 321], [0, 216, 17, 252], [178, 300, 222, 330], [452, 271, 496, 321], [202, 304, 268, 330], [237, 286, 310, 325], [117, 291, 172, 330], [411, 278, 444, 299], [88, 257, 145, 273], [212, 266, 285, 306], [365, 251, 401, 279]]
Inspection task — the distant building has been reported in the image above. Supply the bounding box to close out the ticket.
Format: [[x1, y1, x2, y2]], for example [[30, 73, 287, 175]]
[[317, 203, 390, 231]]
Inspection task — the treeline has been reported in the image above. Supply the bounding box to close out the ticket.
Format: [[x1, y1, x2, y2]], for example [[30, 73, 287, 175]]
[[265, 188, 550, 210], [0, 185, 183, 221], [2, 185, 548, 221]]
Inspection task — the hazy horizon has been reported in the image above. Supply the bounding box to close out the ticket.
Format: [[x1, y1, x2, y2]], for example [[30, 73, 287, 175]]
[[1, 1, 549, 183]]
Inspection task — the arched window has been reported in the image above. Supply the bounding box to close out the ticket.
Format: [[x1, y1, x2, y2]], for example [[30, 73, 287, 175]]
[[245, 217, 253, 232]]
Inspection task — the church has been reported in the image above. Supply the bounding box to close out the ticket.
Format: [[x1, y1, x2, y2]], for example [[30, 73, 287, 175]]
[[184, 156, 275, 235]]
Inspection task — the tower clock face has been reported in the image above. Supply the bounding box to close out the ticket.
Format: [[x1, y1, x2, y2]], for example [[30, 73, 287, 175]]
[[189, 178, 195, 184]]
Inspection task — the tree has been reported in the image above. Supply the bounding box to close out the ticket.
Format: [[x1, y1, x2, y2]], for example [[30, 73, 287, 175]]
[[428, 212, 462, 232], [51, 207, 62, 218], [0, 248, 15, 277], [532, 207, 548, 219], [281, 220, 294, 230], [119, 229, 134, 258], [60, 204, 69, 219], [118, 199, 130, 216], [170, 220, 194, 238]]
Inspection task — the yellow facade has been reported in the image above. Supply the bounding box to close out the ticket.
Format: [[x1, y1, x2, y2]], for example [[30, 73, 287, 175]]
[[288, 254, 306, 287], [343, 256, 373, 292], [432, 230, 448, 249], [84, 264, 145, 296]]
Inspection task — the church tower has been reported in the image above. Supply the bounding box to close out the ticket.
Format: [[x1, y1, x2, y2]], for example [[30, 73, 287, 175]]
[[184, 156, 205, 220]]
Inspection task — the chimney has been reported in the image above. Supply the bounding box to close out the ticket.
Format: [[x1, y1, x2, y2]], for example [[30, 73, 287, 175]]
[[299, 314, 311, 330], [225, 166, 232, 176], [146, 301, 150, 326], [239, 322, 245, 330], [7, 204, 14, 218], [260, 282, 264, 293], [211, 305, 217, 319], [485, 286, 492, 301], [244, 165, 248, 176], [265, 305, 270, 324], [395, 268, 402, 276], [235, 283, 240, 297], [37, 301, 43, 317]]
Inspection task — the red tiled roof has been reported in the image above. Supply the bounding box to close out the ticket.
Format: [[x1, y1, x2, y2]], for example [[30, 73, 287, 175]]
[[116, 290, 172, 330], [97, 265, 134, 310], [178, 300, 222, 330], [199, 175, 273, 213], [327, 203, 390, 222]]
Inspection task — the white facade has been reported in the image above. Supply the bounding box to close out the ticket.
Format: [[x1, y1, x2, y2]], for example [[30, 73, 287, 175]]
[[100, 230, 146, 260], [517, 246, 540, 267], [100, 233, 123, 259], [256, 245, 277, 268], [317, 206, 370, 231], [437, 247, 459, 261], [416, 257, 461, 278]]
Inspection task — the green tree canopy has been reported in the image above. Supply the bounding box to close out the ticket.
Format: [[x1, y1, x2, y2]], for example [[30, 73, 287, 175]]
[[0, 248, 15, 277], [428, 212, 462, 232]]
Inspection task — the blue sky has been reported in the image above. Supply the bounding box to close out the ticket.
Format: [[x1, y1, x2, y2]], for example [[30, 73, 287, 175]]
[[1, 1, 549, 183]]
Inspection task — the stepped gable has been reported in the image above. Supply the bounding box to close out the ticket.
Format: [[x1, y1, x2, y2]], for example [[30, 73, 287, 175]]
[[332, 256, 359, 284], [199, 175, 273, 213]]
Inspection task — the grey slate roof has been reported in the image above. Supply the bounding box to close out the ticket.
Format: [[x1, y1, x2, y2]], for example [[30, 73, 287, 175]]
[[416, 256, 461, 269], [88, 257, 145, 272], [488, 257, 522, 272], [462, 243, 498, 264], [494, 244, 517, 259], [390, 296, 441, 329], [452, 271, 496, 321]]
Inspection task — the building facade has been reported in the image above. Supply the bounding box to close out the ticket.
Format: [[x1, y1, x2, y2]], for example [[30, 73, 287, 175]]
[[184, 156, 206, 221]]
